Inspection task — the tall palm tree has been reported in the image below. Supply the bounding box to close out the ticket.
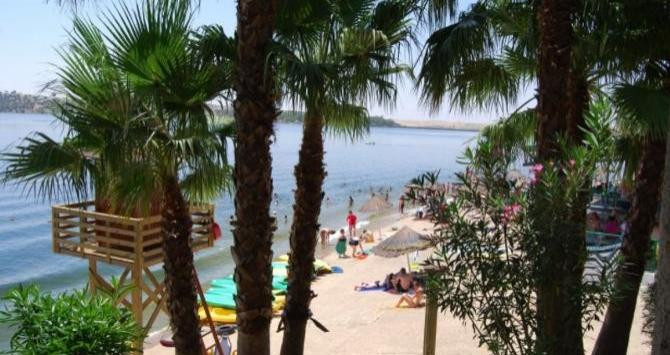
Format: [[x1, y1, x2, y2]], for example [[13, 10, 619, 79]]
[[653, 100, 670, 355], [417, 0, 587, 351], [3, 2, 234, 353], [273, 1, 413, 353], [590, 1, 670, 351], [231, 0, 279, 353]]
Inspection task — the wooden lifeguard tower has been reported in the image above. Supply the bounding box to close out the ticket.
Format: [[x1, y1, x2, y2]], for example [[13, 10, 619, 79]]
[[51, 201, 215, 332]]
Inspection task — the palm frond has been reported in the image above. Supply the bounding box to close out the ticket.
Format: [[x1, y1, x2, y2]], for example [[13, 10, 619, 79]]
[[2, 133, 92, 202], [322, 101, 370, 141], [416, 2, 497, 111], [614, 83, 670, 139], [481, 108, 537, 160]]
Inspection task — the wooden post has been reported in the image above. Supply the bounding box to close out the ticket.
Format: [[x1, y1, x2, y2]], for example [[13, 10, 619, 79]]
[[132, 220, 144, 353], [89, 258, 97, 295], [51, 209, 59, 253], [423, 294, 438, 355]]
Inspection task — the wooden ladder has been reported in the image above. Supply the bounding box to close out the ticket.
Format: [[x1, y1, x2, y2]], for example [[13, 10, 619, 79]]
[[193, 267, 225, 355]]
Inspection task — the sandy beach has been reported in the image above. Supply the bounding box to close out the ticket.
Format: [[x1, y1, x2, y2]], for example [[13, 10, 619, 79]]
[[146, 212, 652, 355]]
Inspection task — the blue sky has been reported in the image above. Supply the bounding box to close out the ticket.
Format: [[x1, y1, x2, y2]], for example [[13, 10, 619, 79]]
[[0, 0, 511, 122]]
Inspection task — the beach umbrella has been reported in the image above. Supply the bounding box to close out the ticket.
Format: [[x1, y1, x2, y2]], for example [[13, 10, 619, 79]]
[[372, 226, 431, 257], [359, 195, 392, 213], [372, 226, 432, 271]]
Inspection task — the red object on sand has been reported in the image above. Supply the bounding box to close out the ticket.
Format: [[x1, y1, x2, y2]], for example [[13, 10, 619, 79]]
[[213, 222, 222, 240]]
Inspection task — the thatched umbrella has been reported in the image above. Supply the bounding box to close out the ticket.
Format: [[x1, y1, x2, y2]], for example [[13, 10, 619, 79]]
[[506, 169, 524, 182], [359, 195, 392, 213], [372, 226, 431, 269]]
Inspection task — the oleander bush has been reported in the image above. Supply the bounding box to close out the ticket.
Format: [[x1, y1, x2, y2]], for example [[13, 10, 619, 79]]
[[410, 117, 615, 354], [0, 283, 143, 355]]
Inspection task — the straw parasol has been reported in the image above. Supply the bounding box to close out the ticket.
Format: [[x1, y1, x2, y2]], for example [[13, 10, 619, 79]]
[[359, 195, 392, 213], [371, 226, 431, 269], [506, 169, 524, 182]]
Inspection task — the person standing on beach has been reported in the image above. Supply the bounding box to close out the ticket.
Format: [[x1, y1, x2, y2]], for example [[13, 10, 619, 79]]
[[346, 210, 358, 237], [348, 195, 354, 208], [335, 229, 347, 257], [349, 232, 363, 256], [319, 228, 330, 248], [399, 197, 405, 214]]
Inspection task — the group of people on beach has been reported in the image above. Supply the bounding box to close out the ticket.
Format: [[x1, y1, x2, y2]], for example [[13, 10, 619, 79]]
[[318, 210, 374, 258], [337, 210, 373, 257], [354, 267, 425, 308]]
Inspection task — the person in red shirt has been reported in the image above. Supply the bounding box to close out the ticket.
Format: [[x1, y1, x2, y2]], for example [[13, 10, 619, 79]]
[[346, 210, 357, 237]]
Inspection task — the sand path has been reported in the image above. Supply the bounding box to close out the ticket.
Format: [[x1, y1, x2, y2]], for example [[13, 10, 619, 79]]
[[146, 213, 651, 355]]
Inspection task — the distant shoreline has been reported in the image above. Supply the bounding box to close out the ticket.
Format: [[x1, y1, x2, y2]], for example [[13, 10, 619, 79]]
[[0, 110, 487, 132], [391, 119, 486, 132]]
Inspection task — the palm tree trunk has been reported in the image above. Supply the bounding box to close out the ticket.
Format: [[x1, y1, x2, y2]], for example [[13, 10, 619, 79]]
[[535, 0, 582, 353], [162, 175, 201, 355], [280, 110, 326, 355], [567, 71, 589, 145], [593, 137, 666, 355], [652, 116, 670, 354], [232, 1, 279, 354], [535, 0, 572, 161]]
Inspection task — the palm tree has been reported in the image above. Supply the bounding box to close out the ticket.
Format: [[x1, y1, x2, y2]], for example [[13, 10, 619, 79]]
[[417, 0, 586, 351], [273, 1, 413, 353], [653, 112, 670, 355], [589, 1, 670, 351], [3, 2, 234, 353], [230, 0, 279, 353]]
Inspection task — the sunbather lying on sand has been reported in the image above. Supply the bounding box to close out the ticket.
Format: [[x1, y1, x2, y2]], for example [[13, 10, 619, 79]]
[[395, 281, 425, 308], [354, 273, 395, 291]]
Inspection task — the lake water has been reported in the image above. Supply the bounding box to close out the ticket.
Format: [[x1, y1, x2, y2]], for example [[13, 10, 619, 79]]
[[0, 112, 477, 346]]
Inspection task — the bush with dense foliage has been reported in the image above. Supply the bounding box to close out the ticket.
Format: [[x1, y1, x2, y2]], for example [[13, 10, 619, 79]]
[[411, 116, 615, 354], [0, 284, 143, 355]]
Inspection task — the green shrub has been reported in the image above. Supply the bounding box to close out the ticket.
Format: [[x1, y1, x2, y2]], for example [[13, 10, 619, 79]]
[[0, 284, 143, 355], [413, 118, 615, 354]]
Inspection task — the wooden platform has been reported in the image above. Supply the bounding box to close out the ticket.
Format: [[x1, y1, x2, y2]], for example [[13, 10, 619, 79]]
[[51, 201, 216, 335]]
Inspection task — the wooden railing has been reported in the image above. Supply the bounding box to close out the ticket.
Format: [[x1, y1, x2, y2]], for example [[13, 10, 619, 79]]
[[52, 201, 214, 267]]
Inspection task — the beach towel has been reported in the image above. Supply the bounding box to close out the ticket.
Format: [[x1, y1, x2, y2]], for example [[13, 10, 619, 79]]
[[331, 266, 344, 273], [354, 253, 368, 260], [355, 285, 384, 292]]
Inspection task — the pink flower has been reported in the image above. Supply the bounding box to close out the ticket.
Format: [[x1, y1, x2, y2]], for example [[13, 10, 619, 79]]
[[502, 203, 522, 224], [530, 164, 544, 174], [568, 159, 576, 168], [530, 164, 544, 185]]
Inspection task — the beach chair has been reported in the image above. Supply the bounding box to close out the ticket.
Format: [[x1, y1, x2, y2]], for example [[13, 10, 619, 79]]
[[585, 232, 623, 279]]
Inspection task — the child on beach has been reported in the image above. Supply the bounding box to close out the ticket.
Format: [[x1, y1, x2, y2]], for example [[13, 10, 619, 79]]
[[336, 229, 348, 258]]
